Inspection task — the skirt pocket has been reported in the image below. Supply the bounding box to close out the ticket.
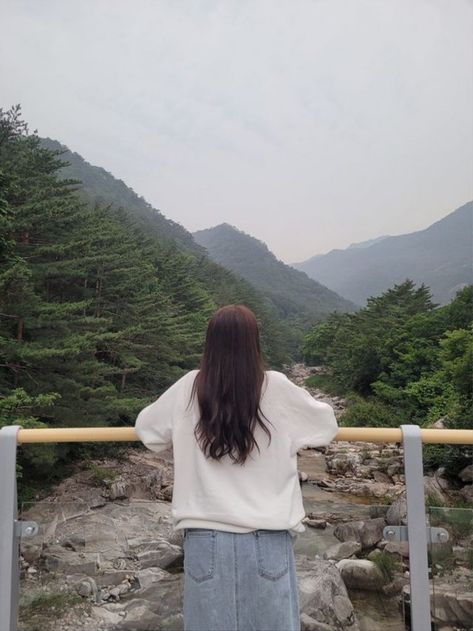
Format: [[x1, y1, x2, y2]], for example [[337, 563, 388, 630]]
[[255, 530, 289, 581], [183, 530, 216, 583]]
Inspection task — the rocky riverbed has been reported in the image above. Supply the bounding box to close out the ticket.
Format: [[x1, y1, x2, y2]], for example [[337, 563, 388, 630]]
[[18, 366, 473, 631]]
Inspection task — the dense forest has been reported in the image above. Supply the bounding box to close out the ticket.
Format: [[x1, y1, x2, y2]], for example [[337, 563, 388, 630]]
[[0, 106, 292, 482], [302, 280, 473, 474]]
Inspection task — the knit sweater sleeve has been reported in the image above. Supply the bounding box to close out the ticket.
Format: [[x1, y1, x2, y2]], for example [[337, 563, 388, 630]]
[[272, 372, 339, 453], [134, 371, 195, 453]]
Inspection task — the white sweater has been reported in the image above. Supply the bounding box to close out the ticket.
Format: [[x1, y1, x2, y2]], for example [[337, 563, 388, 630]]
[[135, 369, 338, 538]]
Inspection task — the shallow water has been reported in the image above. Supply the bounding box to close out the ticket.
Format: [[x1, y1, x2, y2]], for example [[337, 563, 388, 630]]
[[297, 452, 406, 631]]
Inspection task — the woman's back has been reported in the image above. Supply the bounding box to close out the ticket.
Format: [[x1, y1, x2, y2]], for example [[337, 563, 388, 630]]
[[135, 368, 338, 537], [135, 303, 338, 631]]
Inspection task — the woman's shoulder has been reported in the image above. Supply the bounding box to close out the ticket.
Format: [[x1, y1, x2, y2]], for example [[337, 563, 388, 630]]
[[265, 369, 289, 378], [264, 370, 291, 385], [164, 369, 199, 394]]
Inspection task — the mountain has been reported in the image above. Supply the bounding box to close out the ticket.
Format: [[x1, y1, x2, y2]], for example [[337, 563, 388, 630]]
[[38, 137, 294, 366], [40, 138, 201, 252], [193, 224, 357, 324], [293, 202, 473, 306], [346, 235, 390, 250]]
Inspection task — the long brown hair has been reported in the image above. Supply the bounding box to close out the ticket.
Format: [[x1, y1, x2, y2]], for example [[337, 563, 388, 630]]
[[190, 304, 273, 465]]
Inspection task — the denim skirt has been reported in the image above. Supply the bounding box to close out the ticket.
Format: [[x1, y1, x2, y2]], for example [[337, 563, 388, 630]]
[[182, 528, 300, 631]]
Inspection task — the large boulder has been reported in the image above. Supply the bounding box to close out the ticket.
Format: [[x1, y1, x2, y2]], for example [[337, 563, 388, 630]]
[[459, 464, 473, 483], [297, 558, 360, 630], [323, 541, 362, 561], [423, 475, 450, 506], [333, 518, 386, 549], [460, 484, 473, 504], [385, 495, 407, 526], [130, 538, 183, 571], [42, 549, 100, 575], [403, 582, 473, 630], [336, 559, 387, 591]]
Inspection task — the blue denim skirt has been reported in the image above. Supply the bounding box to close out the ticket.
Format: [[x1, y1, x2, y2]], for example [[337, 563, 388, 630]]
[[182, 528, 300, 631]]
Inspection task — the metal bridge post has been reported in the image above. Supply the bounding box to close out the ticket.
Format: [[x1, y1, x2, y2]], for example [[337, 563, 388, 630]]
[[401, 424, 432, 631], [0, 426, 20, 631]]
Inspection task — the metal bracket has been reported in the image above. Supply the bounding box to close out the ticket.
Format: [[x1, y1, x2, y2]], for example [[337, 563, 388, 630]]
[[15, 521, 39, 539], [384, 525, 449, 543]]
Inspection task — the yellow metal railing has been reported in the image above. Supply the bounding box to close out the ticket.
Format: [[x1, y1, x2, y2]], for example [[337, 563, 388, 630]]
[[16, 426, 473, 444], [2, 423, 473, 631]]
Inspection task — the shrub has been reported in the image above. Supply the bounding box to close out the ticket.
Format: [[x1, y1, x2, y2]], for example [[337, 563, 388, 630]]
[[340, 399, 406, 428], [371, 550, 400, 581], [87, 462, 118, 487]]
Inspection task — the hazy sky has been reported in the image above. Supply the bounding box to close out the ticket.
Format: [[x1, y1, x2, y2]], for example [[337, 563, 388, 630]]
[[1, 0, 472, 262]]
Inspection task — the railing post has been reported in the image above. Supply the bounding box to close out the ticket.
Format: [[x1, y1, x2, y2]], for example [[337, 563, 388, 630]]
[[0, 426, 20, 631], [401, 424, 432, 631]]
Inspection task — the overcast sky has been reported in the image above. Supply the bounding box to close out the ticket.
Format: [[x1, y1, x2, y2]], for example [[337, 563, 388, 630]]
[[1, 0, 472, 262]]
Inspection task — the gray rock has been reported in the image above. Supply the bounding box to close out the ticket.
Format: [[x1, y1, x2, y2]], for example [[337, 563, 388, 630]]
[[323, 541, 362, 561], [424, 475, 450, 506], [21, 543, 42, 564], [453, 545, 470, 563], [297, 558, 359, 630], [43, 550, 99, 575], [160, 613, 184, 631], [460, 483, 473, 503], [300, 612, 333, 631], [91, 606, 124, 626], [386, 495, 407, 525], [120, 599, 161, 630], [428, 417, 447, 429], [383, 541, 409, 558], [109, 480, 132, 500], [94, 570, 132, 588], [61, 535, 86, 551], [387, 462, 403, 477], [135, 567, 170, 591], [336, 559, 387, 591], [333, 517, 386, 549], [459, 464, 473, 483], [305, 518, 327, 529], [372, 470, 392, 484], [403, 582, 473, 629], [136, 540, 183, 570], [77, 578, 98, 598]]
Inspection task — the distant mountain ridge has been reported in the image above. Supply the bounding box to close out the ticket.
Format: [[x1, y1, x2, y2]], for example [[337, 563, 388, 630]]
[[193, 223, 357, 323], [41, 138, 202, 252], [293, 202, 473, 306], [346, 235, 390, 250]]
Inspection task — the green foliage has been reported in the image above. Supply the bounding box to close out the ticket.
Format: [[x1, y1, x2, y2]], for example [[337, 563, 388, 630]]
[[20, 591, 83, 613], [19, 589, 87, 630], [0, 106, 296, 485], [303, 282, 472, 473], [87, 462, 119, 487], [370, 550, 400, 581], [304, 373, 347, 396], [340, 399, 407, 428]]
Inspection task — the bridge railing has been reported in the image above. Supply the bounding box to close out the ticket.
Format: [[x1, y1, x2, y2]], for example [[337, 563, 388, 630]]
[[1, 424, 472, 631]]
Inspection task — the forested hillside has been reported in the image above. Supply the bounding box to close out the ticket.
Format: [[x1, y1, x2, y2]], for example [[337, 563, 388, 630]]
[[0, 107, 291, 478], [39, 136, 297, 358], [193, 223, 356, 339], [294, 202, 473, 306], [302, 280, 473, 474], [40, 137, 201, 252]]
